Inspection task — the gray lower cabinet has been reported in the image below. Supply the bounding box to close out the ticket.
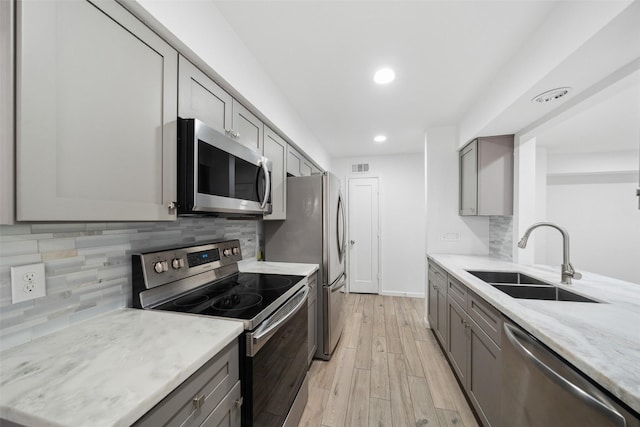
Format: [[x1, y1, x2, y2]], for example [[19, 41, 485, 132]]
[[263, 126, 287, 220], [307, 272, 318, 365], [427, 260, 448, 347], [16, 0, 178, 221], [444, 275, 502, 427], [134, 340, 241, 427]]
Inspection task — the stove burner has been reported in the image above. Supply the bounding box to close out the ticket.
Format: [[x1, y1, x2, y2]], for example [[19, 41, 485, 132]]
[[213, 293, 263, 311], [173, 294, 209, 307], [205, 280, 239, 293], [245, 277, 293, 291]]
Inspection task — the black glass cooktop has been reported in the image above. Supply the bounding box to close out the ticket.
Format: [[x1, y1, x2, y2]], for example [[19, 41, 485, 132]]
[[153, 272, 305, 321]]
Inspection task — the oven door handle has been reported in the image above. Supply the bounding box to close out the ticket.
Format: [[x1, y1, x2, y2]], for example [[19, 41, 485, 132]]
[[247, 286, 309, 356]]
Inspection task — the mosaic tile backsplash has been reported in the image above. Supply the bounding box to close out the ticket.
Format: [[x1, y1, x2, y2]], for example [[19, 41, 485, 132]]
[[0, 218, 259, 351], [489, 216, 513, 261]]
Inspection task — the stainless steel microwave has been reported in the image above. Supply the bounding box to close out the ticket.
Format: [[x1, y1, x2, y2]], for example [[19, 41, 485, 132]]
[[177, 118, 272, 216]]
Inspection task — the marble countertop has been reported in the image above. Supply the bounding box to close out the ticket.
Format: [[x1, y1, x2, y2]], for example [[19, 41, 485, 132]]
[[238, 259, 319, 277], [0, 309, 244, 427], [428, 253, 640, 414]]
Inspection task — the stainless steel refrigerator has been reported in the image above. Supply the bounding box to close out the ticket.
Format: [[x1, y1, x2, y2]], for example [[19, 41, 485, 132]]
[[264, 172, 346, 360]]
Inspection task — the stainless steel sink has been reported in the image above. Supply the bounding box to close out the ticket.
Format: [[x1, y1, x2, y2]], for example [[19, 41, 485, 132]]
[[492, 284, 598, 303], [466, 270, 599, 303], [467, 270, 550, 285]]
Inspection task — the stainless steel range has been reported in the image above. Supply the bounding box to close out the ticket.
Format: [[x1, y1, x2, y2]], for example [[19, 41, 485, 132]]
[[132, 240, 309, 427]]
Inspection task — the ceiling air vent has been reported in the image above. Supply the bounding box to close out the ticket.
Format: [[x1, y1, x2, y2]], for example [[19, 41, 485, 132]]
[[531, 87, 572, 104], [352, 163, 370, 173]]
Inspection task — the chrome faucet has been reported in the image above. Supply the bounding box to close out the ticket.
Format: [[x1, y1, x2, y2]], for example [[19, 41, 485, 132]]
[[517, 222, 582, 285]]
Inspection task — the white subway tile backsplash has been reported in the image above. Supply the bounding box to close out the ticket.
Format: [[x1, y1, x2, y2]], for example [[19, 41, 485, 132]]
[[0, 217, 260, 350]]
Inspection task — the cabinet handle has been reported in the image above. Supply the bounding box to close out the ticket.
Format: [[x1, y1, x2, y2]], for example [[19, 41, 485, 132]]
[[234, 396, 244, 409], [193, 395, 205, 410]]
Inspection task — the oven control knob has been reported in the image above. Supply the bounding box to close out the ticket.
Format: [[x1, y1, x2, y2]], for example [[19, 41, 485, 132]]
[[223, 249, 232, 257], [232, 247, 240, 255], [171, 258, 184, 269], [153, 261, 166, 274]]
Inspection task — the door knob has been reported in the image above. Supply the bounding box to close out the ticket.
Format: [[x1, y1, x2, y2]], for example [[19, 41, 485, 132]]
[[350, 240, 355, 245]]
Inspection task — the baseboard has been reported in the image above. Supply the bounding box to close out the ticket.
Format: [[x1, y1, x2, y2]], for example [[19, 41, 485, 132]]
[[379, 290, 425, 298]]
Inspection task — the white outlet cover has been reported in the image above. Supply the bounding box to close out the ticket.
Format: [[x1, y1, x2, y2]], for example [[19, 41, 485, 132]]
[[11, 262, 46, 304]]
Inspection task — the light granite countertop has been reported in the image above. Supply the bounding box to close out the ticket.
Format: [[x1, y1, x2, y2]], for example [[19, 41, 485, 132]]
[[428, 253, 640, 414], [238, 259, 319, 277], [0, 308, 244, 427]]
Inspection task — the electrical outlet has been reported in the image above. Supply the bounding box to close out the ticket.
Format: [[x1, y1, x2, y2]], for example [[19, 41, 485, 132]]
[[11, 263, 46, 304]]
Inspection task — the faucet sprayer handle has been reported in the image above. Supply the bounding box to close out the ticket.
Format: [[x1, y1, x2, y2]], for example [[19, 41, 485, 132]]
[[566, 263, 582, 281]]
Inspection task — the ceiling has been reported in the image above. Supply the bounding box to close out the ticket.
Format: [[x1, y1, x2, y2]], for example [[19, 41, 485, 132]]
[[213, 1, 560, 158], [536, 70, 640, 154], [214, 0, 638, 157]]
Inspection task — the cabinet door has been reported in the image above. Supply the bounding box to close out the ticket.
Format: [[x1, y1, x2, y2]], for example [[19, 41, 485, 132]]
[[287, 145, 302, 177], [459, 140, 478, 215], [17, 0, 177, 221], [447, 297, 468, 384], [301, 159, 312, 177], [263, 127, 287, 220], [436, 284, 448, 348], [0, 0, 14, 224], [308, 288, 317, 365], [468, 319, 501, 427], [427, 272, 439, 333], [232, 99, 263, 152], [178, 55, 232, 134]]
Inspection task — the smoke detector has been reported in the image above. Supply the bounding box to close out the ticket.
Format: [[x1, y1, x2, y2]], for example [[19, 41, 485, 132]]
[[531, 87, 572, 104]]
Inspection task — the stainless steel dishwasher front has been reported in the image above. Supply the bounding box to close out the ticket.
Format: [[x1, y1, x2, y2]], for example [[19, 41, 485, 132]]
[[501, 318, 640, 427]]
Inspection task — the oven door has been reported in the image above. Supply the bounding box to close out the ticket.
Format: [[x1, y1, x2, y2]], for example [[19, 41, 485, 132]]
[[178, 118, 272, 216], [244, 286, 309, 427]]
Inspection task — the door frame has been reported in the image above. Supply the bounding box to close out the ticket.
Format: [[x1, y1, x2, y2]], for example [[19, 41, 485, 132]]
[[345, 175, 381, 294]]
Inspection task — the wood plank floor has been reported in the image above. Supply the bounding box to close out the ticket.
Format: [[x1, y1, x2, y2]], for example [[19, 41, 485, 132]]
[[299, 293, 480, 427]]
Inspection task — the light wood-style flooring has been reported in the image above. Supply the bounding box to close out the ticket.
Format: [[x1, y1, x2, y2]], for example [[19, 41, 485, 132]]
[[299, 293, 480, 427]]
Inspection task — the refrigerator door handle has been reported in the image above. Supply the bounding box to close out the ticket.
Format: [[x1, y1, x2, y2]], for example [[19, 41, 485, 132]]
[[337, 193, 346, 263]]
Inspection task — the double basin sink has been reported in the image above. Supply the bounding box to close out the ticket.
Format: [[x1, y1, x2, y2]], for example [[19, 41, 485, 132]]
[[466, 271, 598, 303]]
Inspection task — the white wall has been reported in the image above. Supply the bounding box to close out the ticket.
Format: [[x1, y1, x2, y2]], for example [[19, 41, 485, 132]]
[[331, 154, 425, 297], [425, 126, 490, 255], [542, 151, 640, 284], [135, 0, 330, 170]]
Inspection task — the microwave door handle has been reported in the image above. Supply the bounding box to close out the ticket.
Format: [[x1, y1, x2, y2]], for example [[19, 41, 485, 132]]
[[259, 159, 271, 210]]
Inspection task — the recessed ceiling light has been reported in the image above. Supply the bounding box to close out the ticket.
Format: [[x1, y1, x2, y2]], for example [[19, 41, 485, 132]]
[[374, 135, 387, 143], [373, 68, 395, 84], [531, 87, 572, 104]]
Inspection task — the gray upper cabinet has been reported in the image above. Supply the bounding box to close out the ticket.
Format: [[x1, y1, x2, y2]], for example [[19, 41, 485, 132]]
[[16, 0, 178, 221], [263, 126, 287, 220], [232, 99, 263, 152], [459, 135, 514, 216], [287, 145, 303, 177], [301, 159, 312, 177], [178, 55, 232, 135], [178, 56, 263, 153], [1, 0, 14, 225], [286, 144, 315, 177]]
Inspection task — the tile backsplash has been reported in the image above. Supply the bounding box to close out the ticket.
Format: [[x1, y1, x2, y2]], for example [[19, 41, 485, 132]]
[[0, 218, 259, 351], [489, 216, 513, 261]]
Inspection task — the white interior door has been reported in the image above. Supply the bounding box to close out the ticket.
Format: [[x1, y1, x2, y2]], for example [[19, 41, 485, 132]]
[[348, 177, 380, 294]]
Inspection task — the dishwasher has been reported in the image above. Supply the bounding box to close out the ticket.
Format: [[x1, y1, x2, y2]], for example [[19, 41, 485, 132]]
[[501, 318, 640, 427]]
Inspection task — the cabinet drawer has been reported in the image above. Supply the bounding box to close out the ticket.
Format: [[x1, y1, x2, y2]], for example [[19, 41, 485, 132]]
[[135, 340, 239, 427], [467, 291, 501, 347], [308, 272, 318, 289], [447, 276, 467, 308], [428, 260, 447, 282], [201, 380, 242, 427]]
